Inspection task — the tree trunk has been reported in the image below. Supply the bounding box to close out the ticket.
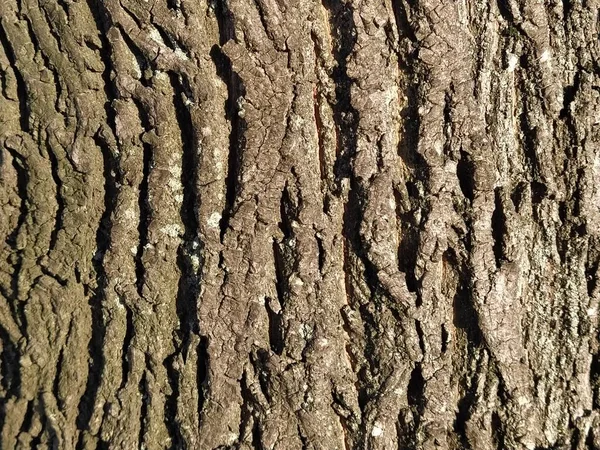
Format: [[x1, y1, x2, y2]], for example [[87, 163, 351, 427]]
[[0, 0, 599, 448]]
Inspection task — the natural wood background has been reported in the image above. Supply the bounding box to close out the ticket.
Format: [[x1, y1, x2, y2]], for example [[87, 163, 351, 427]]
[[0, 0, 599, 448]]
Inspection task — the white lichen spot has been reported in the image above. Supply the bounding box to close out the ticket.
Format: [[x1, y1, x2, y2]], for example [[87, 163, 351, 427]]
[[539, 49, 552, 63], [388, 197, 395, 210], [257, 295, 266, 305], [371, 423, 384, 437], [190, 255, 200, 271], [160, 224, 183, 238], [207, 212, 222, 229], [587, 307, 597, 317], [169, 163, 182, 177], [299, 323, 313, 340], [174, 48, 189, 61], [290, 275, 304, 286], [130, 246, 137, 255], [149, 29, 165, 46], [168, 178, 181, 192], [131, 54, 142, 79], [124, 208, 136, 221], [154, 70, 168, 81], [434, 139, 443, 155], [507, 53, 519, 72], [175, 194, 184, 203]]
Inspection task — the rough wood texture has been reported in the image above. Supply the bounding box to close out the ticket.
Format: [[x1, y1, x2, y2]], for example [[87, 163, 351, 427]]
[[0, 0, 599, 448]]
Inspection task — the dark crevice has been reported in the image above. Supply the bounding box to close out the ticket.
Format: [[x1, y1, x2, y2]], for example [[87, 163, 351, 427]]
[[155, 23, 191, 60], [52, 347, 65, 411], [298, 424, 309, 450], [398, 224, 420, 295], [443, 87, 454, 157], [441, 324, 449, 353], [316, 233, 325, 272], [394, 0, 426, 177], [496, 0, 515, 22], [454, 357, 481, 450], [414, 320, 425, 356], [590, 351, 600, 409], [18, 399, 34, 436], [134, 100, 153, 298], [0, 23, 30, 131], [152, 23, 177, 51], [390, 0, 417, 43], [212, 45, 246, 244], [585, 427, 595, 449], [212, 1, 247, 244], [310, 39, 327, 185], [30, 430, 42, 448], [531, 180, 547, 204], [585, 257, 598, 298], [266, 297, 284, 355], [163, 349, 182, 449], [457, 149, 475, 202], [166, 0, 181, 11], [278, 184, 296, 240], [407, 364, 426, 433], [322, 0, 358, 186], [510, 181, 527, 211], [272, 241, 288, 313], [452, 278, 483, 346], [572, 426, 583, 450], [119, 303, 134, 390], [3, 147, 28, 332], [0, 327, 20, 407], [252, 420, 263, 450], [196, 336, 209, 420], [45, 143, 65, 253], [55, 0, 70, 18], [559, 70, 580, 120], [491, 411, 505, 450], [76, 129, 119, 431], [252, 0, 272, 43], [166, 71, 202, 447], [250, 349, 272, 403], [138, 371, 149, 448], [491, 188, 507, 267], [519, 108, 541, 185]]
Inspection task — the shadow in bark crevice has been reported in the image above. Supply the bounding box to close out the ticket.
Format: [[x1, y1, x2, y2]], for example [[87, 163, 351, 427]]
[[211, 0, 248, 245]]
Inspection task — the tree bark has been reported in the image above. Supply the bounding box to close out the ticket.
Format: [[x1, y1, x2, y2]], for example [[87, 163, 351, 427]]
[[0, 0, 599, 448]]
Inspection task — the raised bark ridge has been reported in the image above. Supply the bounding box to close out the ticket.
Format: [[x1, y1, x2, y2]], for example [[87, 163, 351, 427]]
[[0, 0, 599, 448]]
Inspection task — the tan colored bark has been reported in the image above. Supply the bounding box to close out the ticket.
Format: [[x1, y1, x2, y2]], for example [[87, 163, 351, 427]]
[[0, 0, 599, 448]]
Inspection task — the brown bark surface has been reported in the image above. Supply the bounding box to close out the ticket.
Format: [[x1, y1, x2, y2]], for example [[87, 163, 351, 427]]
[[1, 0, 599, 448]]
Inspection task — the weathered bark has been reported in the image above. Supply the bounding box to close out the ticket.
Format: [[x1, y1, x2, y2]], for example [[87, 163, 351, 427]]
[[0, 0, 599, 448]]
